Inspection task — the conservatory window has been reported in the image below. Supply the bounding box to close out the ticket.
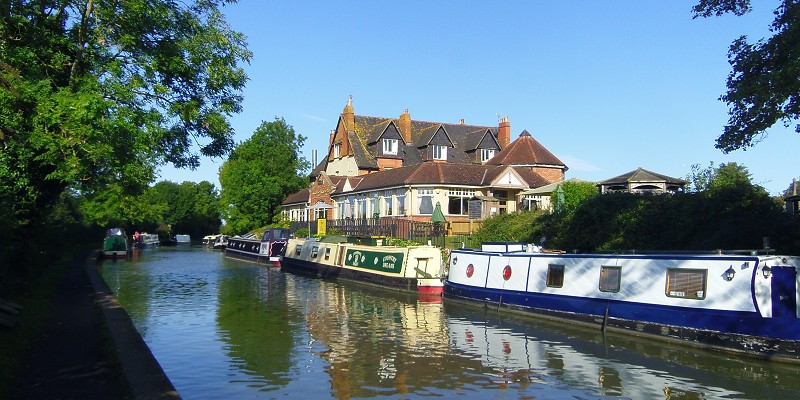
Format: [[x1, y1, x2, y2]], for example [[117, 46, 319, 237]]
[[417, 188, 434, 214]]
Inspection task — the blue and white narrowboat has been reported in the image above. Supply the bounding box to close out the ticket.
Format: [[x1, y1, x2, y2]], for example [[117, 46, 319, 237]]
[[281, 236, 445, 296], [225, 228, 290, 266], [445, 243, 800, 362], [133, 232, 159, 248]]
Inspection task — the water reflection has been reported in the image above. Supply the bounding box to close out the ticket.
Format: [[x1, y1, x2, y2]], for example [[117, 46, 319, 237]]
[[99, 248, 800, 399]]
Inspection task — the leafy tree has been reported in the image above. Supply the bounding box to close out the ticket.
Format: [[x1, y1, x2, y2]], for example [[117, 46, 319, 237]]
[[685, 162, 717, 193], [136, 180, 222, 240], [0, 0, 250, 270], [550, 180, 599, 214], [693, 0, 800, 152], [219, 118, 309, 234]]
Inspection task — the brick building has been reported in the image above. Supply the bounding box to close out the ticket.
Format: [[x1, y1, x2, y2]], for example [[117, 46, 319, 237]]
[[281, 98, 568, 223]]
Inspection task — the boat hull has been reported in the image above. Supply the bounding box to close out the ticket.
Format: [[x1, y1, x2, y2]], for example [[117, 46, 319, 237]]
[[445, 247, 800, 362], [281, 238, 444, 295], [99, 228, 130, 260], [224, 229, 289, 266]]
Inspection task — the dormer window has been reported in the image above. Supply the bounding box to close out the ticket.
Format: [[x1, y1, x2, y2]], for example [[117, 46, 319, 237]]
[[480, 149, 495, 162], [382, 139, 398, 155], [432, 145, 447, 160], [333, 143, 341, 158]]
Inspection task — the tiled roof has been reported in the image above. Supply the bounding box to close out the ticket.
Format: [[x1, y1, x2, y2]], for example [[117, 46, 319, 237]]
[[331, 161, 549, 195], [485, 130, 565, 167], [352, 115, 500, 167], [281, 188, 309, 205], [600, 167, 687, 185]]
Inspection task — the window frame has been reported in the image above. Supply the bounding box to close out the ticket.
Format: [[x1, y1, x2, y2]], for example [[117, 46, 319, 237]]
[[599, 266, 622, 293], [546, 264, 565, 288], [665, 268, 707, 300], [382, 138, 398, 155], [480, 148, 495, 162], [333, 143, 341, 158], [432, 145, 447, 160]]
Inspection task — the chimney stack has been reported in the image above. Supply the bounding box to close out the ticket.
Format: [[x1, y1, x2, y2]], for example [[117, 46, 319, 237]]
[[399, 108, 412, 144], [498, 116, 510, 148], [342, 97, 355, 132]]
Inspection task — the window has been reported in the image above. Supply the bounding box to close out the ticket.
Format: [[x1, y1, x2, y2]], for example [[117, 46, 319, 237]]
[[521, 195, 539, 211], [417, 188, 434, 214], [333, 143, 341, 158], [324, 247, 331, 260], [396, 190, 406, 215], [432, 145, 447, 160], [547, 264, 565, 288], [480, 148, 495, 162], [382, 139, 398, 155], [311, 246, 319, 258], [383, 190, 394, 215], [666, 269, 707, 299], [448, 189, 475, 215], [599, 266, 621, 292], [295, 245, 302, 256]]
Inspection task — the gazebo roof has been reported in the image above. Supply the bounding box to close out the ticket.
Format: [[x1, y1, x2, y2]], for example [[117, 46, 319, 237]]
[[599, 167, 687, 186]]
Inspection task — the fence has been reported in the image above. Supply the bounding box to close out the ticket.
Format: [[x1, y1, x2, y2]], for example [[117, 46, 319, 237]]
[[289, 217, 481, 249]]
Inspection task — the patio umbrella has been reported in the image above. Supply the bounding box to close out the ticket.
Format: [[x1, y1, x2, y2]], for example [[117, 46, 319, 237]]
[[431, 201, 446, 223]]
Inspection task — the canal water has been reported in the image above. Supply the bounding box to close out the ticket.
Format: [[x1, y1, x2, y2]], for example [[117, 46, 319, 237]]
[[99, 246, 800, 399]]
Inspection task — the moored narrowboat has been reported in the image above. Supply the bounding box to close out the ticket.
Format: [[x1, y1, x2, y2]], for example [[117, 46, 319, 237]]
[[280, 236, 445, 296], [445, 243, 800, 362], [100, 228, 129, 259], [224, 228, 289, 265]]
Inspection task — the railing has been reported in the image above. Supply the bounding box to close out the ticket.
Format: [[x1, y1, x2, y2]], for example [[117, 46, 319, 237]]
[[288, 217, 482, 249]]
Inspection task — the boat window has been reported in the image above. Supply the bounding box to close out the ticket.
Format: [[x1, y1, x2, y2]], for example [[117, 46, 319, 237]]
[[295, 245, 302, 256], [599, 266, 621, 292], [324, 247, 331, 260], [312, 246, 319, 258], [546, 264, 565, 288], [666, 269, 707, 299]]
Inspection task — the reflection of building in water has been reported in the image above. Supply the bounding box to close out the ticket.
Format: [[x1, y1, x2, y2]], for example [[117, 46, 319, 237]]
[[283, 277, 473, 399]]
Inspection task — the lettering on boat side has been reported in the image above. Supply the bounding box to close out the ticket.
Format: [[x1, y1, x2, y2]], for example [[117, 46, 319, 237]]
[[345, 249, 404, 273]]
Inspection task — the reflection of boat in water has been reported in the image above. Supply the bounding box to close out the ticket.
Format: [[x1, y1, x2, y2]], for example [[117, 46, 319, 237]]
[[99, 228, 129, 259], [446, 243, 800, 362], [445, 304, 800, 398], [281, 236, 445, 295], [281, 274, 453, 398], [225, 228, 289, 265]]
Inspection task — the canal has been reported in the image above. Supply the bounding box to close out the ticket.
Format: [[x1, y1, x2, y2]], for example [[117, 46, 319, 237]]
[[99, 246, 800, 399]]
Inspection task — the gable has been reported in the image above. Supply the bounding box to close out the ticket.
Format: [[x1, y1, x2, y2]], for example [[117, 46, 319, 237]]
[[428, 126, 453, 147], [380, 123, 404, 142], [477, 132, 500, 150], [490, 167, 528, 189]]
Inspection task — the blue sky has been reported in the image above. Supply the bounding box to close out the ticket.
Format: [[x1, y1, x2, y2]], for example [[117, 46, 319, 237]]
[[158, 1, 799, 196]]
